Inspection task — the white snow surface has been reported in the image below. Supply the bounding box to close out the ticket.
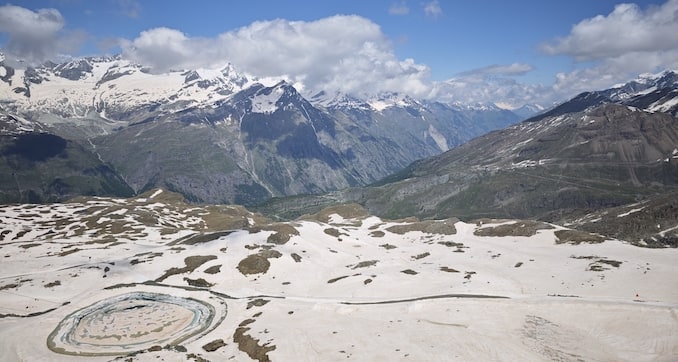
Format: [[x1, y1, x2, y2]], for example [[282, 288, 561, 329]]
[[149, 189, 163, 199], [0, 193, 677, 361], [0, 58, 258, 119], [427, 123, 448, 152], [251, 85, 284, 114], [649, 94, 678, 113], [366, 92, 419, 112], [617, 207, 646, 218]]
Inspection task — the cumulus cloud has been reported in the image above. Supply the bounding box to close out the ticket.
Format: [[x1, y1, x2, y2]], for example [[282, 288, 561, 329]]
[[389, 1, 410, 15], [541, 0, 678, 102], [0, 4, 73, 63], [423, 0, 442, 18], [119, 27, 202, 71], [121, 15, 431, 96], [552, 49, 678, 95], [542, 0, 678, 60]]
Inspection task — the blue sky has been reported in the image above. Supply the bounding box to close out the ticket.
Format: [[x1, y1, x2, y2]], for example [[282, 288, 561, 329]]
[[1, 0, 677, 107]]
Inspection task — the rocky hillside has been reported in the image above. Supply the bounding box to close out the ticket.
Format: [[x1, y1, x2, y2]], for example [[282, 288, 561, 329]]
[[0, 110, 133, 203]]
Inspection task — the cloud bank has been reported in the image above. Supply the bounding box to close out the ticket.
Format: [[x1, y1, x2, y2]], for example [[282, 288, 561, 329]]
[[120, 16, 431, 96], [429, 76, 548, 109]]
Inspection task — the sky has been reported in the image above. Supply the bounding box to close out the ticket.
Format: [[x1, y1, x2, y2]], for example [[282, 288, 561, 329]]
[[1, 0, 677, 108]]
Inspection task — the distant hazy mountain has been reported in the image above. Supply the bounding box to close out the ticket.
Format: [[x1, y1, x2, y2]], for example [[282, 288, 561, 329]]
[[511, 103, 546, 119], [0, 56, 519, 204]]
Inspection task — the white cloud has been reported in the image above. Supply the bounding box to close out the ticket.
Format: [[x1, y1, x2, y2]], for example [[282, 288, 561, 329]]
[[120, 27, 201, 71], [458, 63, 535, 77], [429, 71, 552, 109], [0, 5, 72, 63], [121, 15, 431, 97], [540, 0, 678, 103], [552, 49, 678, 94], [542, 0, 678, 60], [424, 63, 562, 109], [389, 1, 410, 15], [423, 0, 442, 18], [115, 0, 142, 18]]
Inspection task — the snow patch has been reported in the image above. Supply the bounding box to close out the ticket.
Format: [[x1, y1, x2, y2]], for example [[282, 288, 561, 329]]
[[427, 124, 448, 152], [658, 224, 678, 237], [368, 100, 389, 112], [150, 189, 163, 199], [648, 95, 678, 113], [511, 138, 533, 151], [617, 207, 645, 218], [251, 86, 283, 114], [512, 160, 538, 168]]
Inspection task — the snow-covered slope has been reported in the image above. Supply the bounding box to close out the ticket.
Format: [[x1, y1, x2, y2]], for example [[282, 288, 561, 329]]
[[0, 191, 676, 361], [0, 56, 254, 121]]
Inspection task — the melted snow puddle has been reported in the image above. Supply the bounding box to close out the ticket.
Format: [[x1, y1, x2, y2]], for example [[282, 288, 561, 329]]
[[47, 291, 220, 356]]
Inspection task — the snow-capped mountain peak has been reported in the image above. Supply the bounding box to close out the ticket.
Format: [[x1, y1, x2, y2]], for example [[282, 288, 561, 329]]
[[367, 91, 421, 111], [608, 70, 678, 100], [309, 90, 371, 111], [601, 70, 678, 116], [0, 56, 256, 120], [250, 81, 288, 114], [307, 89, 426, 112], [446, 100, 502, 112]]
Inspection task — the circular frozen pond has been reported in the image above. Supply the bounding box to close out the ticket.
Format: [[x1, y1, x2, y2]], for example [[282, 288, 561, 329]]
[[48, 292, 216, 356]]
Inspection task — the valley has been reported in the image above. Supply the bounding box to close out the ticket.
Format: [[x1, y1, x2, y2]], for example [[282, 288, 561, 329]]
[[0, 50, 677, 362]]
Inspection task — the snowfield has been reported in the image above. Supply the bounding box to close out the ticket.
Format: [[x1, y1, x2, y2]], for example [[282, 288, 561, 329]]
[[0, 190, 676, 361]]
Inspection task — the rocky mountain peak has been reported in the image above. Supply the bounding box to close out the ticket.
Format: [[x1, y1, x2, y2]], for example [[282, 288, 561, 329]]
[[527, 71, 678, 123], [52, 58, 94, 80], [183, 70, 201, 83]]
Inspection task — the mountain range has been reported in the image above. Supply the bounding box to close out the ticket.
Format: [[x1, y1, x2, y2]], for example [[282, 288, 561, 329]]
[[257, 70, 678, 246], [1, 55, 678, 248], [0, 55, 521, 204]]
